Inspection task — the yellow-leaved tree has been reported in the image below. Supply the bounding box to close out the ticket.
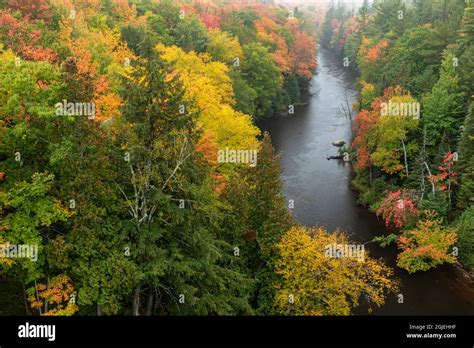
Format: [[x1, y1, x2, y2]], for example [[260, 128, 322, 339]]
[[274, 226, 398, 315], [207, 29, 243, 66], [155, 43, 260, 155]]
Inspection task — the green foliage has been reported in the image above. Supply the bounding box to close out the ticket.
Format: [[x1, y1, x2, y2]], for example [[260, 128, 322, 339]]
[[242, 43, 282, 118], [115, 51, 252, 315], [284, 74, 300, 104], [220, 134, 293, 313], [171, 15, 209, 53], [421, 50, 465, 149], [0, 173, 71, 283], [420, 192, 449, 220], [455, 206, 474, 270], [382, 26, 445, 95], [457, 104, 474, 210], [373, 233, 398, 247], [230, 69, 257, 116]]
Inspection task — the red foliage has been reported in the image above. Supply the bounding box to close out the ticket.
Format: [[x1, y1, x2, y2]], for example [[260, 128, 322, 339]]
[[0, 10, 57, 63], [428, 152, 458, 192], [330, 18, 340, 30], [351, 109, 378, 170], [290, 31, 317, 78], [201, 13, 220, 29], [8, 0, 52, 23], [376, 190, 419, 229]]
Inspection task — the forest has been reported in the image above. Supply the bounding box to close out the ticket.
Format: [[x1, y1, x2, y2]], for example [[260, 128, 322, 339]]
[[321, 0, 473, 277], [0, 0, 472, 317]]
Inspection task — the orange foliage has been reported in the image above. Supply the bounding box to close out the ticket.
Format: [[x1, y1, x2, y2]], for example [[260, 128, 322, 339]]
[[290, 31, 317, 78], [0, 10, 57, 63], [361, 37, 388, 62], [195, 131, 218, 166], [352, 109, 378, 170], [8, 0, 52, 22]]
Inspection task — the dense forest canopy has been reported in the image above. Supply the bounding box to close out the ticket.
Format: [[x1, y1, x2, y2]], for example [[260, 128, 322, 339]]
[[322, 0, 473, 275], [0, 0, 472, 316]]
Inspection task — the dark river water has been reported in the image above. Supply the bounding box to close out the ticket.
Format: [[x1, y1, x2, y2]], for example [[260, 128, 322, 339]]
[[258, 47, 474, 315]]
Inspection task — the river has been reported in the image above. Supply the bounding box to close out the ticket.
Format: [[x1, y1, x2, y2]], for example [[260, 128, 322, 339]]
[[258, 47, 474, 315]]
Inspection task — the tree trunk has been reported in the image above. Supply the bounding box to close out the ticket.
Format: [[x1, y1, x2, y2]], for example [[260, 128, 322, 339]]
[[401, 139, 409, 177], [34, 280, 42, 315], [369, 166, 373, 186], [44, 277, 50, 313], [448, 163, 452, 211], [22, 284, 32, 316], [145, 287, 154, 316], [420, 157, 426, 201], [133, 285, 141, 316], [97, 303, 103, 316], [423, 161, 435, 194]]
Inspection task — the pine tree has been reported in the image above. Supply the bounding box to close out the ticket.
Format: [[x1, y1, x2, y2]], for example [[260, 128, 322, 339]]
[[459, 0, 474, 49], [457, 103, 474, 210], [116, 41, 251, 315], [221, 133, 293, 313], [422, 50, 465, 151]]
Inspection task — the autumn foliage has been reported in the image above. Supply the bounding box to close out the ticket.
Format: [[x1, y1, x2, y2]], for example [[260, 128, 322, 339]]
[[397, 211, 457, 273], [274, 226, 397, 315], [376, 190, 419, 229], [29, 275, 78, 316]]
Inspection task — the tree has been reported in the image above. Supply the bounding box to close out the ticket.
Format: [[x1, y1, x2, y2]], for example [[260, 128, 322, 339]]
[[221, 133, 293, 313], [156, 43, 259, 151], [379, 26, 446, 96], [171, 15, 209, 53], [457, 103, 474, 210], [289, 31, 317, 79], [229, 69, 257, 116], [7, 0, 52, 23], [376, 189, 419, 229], [28, 274, 78, 316], [397, 211, 457, 273], [116, 44, 252, 315], [0, 10, 57, 63], [201, 13, 220, 30], [372, 0, 408, 38], [352, 86, 419, 175], [458, 0, 474, 48], [241, 42, 282, 118], [422, 50, 465, 150], [284, 74, 300, 104], [220, 9, 259, 46], [455, 206, 474, 271], [0, 173, 72, 311], [274, 226, 397, 315], [207, 29, 243, 65]]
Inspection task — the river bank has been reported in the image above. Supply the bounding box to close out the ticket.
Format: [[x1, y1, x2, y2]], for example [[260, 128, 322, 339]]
[[258, 47, 474, 315]]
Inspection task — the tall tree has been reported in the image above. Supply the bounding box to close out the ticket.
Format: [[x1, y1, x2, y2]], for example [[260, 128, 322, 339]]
[[116, 42, 251, 315]]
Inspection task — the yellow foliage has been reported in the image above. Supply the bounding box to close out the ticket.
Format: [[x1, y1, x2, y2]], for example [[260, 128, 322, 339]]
[[274, 226, 397, 315], [207, 29, 243, 65], [156, 43, 260, 150], [0, 237, 15, 269]]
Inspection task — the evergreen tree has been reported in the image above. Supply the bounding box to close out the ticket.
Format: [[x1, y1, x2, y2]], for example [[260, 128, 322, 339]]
[[457, 103, 474, 210], [116, 42, 251, 315], [421, 50, 465, 151], [459, 0, 474, 49]]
